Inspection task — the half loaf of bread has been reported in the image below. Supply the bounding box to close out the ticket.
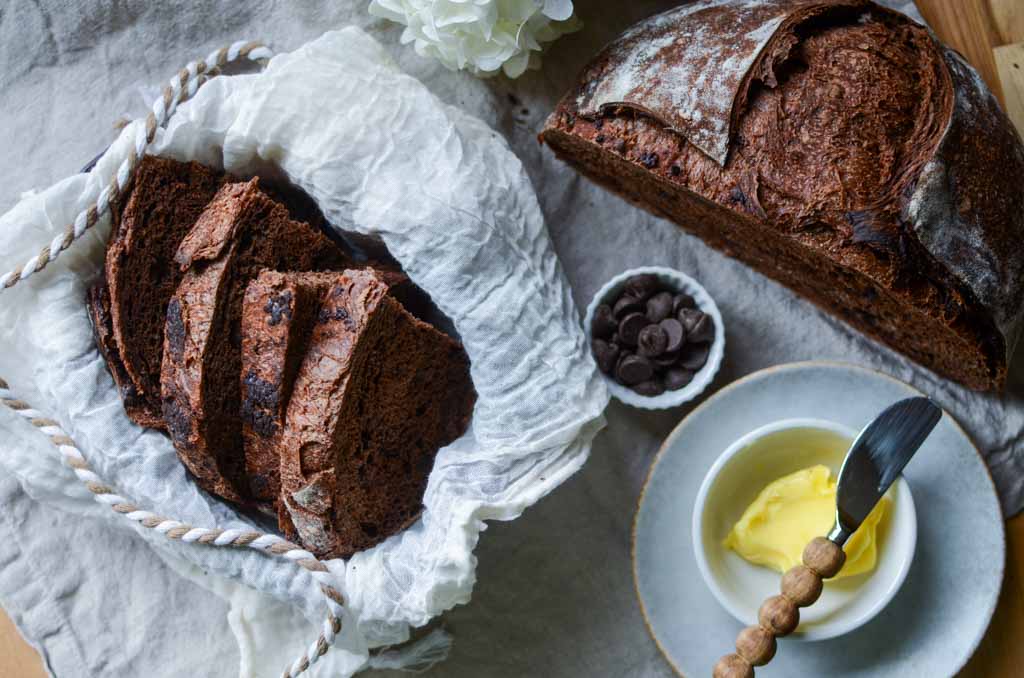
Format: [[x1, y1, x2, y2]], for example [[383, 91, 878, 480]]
[[540, 0, 1024, 390]]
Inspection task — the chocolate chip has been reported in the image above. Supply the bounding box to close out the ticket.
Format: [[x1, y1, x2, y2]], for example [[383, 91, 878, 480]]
[[618, 312, 648, 347], [652, 351, 680, 368], [690, 313, 715, 344], [591, 339, 620, 374], [664, 368, 695, 391], [165, 297, 185, 362], [633, 379, 665, 397], [670, 164, 681, 176], [678, 308, 714, 342], [595, 134, 606, 143], [264, 290, 293, 326], [640, 151, 659, 169], [679, 343, 710, 370], [318, 305, 352, 326], [624, 274, 659, 301], [616, 354, 653, 385], [162, 398, 191, 447], [613, 295, 645, 319], [637, 324, 668, 357], [244, 408, 279, 438], [646, 291, 673, 323], [672, 293, 696, 314], [659, 317, 685, 353], [591, 304, 617, 339], [242, 371, 280, 409], [729, 187, 749, 207]]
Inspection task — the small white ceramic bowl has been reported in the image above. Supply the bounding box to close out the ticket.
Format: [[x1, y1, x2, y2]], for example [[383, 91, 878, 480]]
[[584, 266, 724, 409], [692, 418, 917, 641]]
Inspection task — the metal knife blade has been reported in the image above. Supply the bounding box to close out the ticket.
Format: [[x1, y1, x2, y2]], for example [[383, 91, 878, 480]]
[[829, 397, 942, 545]]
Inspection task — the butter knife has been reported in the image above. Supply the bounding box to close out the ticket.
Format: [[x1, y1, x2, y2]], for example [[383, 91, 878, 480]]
[[713, 397, 942, 678]]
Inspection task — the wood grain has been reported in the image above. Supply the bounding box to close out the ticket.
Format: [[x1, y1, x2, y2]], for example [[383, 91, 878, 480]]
[[0, 609, 45, 678], [916, 0, 1005, 101], [990, 0, 1024, 44], [994, 43, 1024, 135], [958, 514, 1024, 677], [923, 1, 1023, 675]]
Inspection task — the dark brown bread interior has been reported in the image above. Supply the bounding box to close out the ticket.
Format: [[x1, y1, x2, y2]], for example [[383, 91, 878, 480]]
[[541, 2, 1024, 390], [161, 179, 349, 503], [278, 269, 476, 558], [86, 281, 147, 417], [240, 269, 411, 511], [102, 156, 224, 428], [240, 271, 339, 508]]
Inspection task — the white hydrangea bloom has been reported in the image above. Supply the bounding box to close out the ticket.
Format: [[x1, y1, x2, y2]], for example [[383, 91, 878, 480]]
[[369, 0, 580, 78]]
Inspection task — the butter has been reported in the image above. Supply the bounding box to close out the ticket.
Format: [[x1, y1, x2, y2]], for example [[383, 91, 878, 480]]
[[724, 465, 888, 579]]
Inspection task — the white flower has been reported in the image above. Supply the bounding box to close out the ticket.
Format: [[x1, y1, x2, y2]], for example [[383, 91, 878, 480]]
[[369, 0, 580, 78]]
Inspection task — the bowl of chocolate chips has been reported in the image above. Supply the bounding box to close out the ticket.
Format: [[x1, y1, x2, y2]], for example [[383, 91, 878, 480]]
[[585, 267, 724, 409]]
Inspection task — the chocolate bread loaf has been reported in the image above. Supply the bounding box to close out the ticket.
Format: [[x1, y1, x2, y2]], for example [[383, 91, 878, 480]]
[[277, 268, 476, 558], [91, 156, 224, 428], [540, 0, 1024, 390], [161, 179, 348, 503]]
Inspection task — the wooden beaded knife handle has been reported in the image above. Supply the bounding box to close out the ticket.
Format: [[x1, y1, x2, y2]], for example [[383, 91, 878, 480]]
[[713, 397, 942, 678]]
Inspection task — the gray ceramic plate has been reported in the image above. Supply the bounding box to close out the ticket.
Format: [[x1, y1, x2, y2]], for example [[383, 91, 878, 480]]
[[633, 361, 1004, 677]]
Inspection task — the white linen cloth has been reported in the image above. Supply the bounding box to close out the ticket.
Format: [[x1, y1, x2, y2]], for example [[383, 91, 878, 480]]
[[3, 2, 1022, 677]]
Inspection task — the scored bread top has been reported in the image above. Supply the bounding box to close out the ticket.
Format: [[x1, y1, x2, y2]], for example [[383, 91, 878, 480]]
[[571, 0, 802, 166]]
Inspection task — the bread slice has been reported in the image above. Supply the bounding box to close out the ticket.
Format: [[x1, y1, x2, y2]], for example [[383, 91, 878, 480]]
[[161, 179, 348, 503], [239, 271, 335, 507], [277, 268, 476, 558], [101, 156, 224, 428], [239, 269, 410, 510], [86, 281, 147, 416], [540, 1, 1024, 390]]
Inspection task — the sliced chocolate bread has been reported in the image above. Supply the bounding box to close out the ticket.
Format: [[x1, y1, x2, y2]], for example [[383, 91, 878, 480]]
[[277, 268, 476, 558], [101, 156, 225, 429], [240, 271, 336, 507], [87, 281, 146, 415], [240, 269, 410, 510], [161, 179, 348, 503]]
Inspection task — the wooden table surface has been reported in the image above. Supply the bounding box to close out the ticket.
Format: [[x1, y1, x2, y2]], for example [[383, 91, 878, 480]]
[[2, 1, 1023, 676]]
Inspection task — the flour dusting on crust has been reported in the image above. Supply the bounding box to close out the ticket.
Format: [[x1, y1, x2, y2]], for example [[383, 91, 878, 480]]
[[907, 48, 1024, 359], [574, 0, 793, 165]]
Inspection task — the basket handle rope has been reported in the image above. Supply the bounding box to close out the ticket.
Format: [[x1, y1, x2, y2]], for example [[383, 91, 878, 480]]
[[0, 40, 269, 291], [0, 42, 347, 678]]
